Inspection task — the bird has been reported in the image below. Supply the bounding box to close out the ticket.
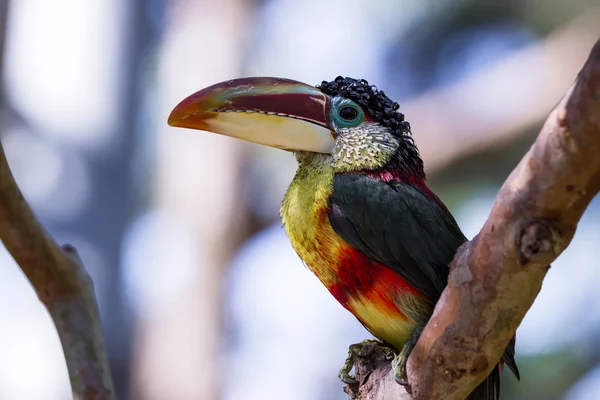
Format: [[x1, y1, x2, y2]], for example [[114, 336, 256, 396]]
[[168, 76, 520, 399]]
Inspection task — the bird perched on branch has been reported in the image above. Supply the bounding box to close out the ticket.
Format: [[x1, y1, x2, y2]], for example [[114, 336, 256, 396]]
[[168, 76, 519, 399]]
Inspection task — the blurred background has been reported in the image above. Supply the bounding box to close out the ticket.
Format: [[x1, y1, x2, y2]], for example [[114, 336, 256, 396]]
[[0, 0, 598, 399]]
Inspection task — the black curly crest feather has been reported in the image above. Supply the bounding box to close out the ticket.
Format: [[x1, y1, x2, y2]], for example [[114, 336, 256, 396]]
[[317, 76, 411, 138], [317, 76, 424, 179]]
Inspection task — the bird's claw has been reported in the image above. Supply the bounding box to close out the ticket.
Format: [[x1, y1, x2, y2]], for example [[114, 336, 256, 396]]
[[338, 339, 394, 385], [339, 371, 359, 385], [392, 352, 409, 386], [338, 352, 359, 384], [392, 325, 424, 386]]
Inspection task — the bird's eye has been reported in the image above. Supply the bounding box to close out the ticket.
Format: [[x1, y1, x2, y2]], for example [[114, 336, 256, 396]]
[[338, 106, 359, 121], [330, 98, 364, 128]]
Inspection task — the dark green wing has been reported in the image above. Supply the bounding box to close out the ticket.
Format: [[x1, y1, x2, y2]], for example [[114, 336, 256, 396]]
[[328, 173, 467, 300]]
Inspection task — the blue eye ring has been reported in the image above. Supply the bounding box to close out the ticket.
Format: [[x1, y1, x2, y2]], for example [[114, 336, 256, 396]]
[[331, 97, 364, 128]]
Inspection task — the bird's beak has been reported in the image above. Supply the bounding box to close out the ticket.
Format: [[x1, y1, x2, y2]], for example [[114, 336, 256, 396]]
[[168, 77, 334, 154]]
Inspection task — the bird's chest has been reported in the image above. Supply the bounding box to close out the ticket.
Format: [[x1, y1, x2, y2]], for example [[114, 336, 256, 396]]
[[280, 165, 344, 286], [280, 163, 427, 347]]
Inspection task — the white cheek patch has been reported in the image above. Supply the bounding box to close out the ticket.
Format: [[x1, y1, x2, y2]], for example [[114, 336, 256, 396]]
[[332, 123, 399, 169]]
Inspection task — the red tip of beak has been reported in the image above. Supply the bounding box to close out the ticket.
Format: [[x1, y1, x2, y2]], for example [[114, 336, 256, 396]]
[[168, 90, 214, 129]]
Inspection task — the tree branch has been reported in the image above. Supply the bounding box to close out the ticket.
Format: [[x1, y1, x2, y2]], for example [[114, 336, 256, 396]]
[[346, 37, 600, 400], [0, 141, 115, 398], [344, 343, 412, 400]]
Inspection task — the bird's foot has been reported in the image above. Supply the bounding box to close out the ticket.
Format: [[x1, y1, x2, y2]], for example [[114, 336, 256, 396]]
[[392, 325, 424, 386], [339, 339, 395, 384]]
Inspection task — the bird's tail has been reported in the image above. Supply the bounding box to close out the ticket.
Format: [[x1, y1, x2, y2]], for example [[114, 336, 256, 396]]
[[467, 365, 500, 400], [466, 336, 520, 400]]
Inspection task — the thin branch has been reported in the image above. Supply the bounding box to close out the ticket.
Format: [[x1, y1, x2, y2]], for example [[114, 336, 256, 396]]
[[347, 37, 600, 400], [0, 141, 115, 399]]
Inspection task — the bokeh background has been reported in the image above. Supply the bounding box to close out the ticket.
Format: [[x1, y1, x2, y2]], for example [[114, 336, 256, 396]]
[[0, 0, 599, 399]]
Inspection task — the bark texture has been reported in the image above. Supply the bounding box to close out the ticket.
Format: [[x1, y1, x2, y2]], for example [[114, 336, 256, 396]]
[[346, 37, 600, 400]]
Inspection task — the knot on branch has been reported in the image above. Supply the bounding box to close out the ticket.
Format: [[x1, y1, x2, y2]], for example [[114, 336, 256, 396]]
[[516, 219, 561, 266]]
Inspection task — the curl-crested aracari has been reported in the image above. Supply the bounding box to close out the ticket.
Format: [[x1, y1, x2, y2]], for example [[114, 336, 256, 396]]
[[168, 76, 519, 399]]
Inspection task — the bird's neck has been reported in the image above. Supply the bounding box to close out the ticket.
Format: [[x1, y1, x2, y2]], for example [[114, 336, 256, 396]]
[[332, 152, 426, 192], [369, 151, 426, 183], [336, 152, 452, 218], [366, 155, 454, 218]]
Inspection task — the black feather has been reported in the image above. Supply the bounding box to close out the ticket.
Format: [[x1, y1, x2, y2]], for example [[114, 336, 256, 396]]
[[502, 336, 521, 380], [329, 174, 465, 300], [468, 367, 500, 400], [328, 173, 520, 398], [317, 76, 408, 138]]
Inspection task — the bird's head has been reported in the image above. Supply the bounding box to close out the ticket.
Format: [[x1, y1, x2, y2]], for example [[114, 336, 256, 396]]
[[168, 76, 423, 177]]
